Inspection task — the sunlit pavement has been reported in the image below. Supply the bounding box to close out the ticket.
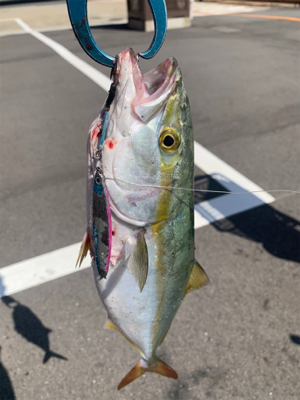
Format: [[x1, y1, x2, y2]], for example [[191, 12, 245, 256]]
[[0, 0, 272, 36], [0, 2, 299, 399]]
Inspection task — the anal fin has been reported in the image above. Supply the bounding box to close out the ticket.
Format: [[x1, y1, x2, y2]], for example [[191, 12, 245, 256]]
[[76, 231, 91, 268], [184, 260, 209, 297], [104, 320, 141, 354]]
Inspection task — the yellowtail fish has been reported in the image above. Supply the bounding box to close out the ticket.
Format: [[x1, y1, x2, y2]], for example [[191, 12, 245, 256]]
[[77, 48, 209, 390]]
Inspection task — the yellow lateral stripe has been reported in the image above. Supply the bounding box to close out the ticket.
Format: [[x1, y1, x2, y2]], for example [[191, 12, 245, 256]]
[[152, 163, 173, 347]]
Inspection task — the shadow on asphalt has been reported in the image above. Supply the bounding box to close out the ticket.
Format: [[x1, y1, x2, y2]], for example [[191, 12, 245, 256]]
[[91, 23, 129, 31], [1, 296, 68, 364], [194, 174, 229, 203], [0, 346, 15, 400], [194, 175, 300, 263], [166, 366, 225, 400], [290, 334, 300, 346]]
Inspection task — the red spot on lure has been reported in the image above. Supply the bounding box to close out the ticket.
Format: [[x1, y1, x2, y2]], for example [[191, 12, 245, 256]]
[[105, 139, 116, 149]]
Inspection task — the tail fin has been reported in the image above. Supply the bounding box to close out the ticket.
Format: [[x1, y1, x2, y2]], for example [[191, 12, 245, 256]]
[[43, 350, 68, 364], [117, 357, 178, 390]]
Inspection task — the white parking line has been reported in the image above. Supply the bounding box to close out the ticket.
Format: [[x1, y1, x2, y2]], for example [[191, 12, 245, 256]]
[[0, 244, 90, 298], [0, 20, 275, 298], [15, 18, 111, 91], [193, 142, 274, 229]]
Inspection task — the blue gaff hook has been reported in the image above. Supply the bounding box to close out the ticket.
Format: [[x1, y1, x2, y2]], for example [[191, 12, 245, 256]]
[[66, 0, 167, 68]]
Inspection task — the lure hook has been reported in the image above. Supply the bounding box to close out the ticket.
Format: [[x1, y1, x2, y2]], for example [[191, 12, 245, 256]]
[[66, 0, 167, 68]]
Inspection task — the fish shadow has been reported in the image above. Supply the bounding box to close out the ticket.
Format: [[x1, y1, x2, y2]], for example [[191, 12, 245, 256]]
[[290, 334, 300, 346], [1, 296, 67, 364], [0, 346, 15, 400], [166, 366, 226, 400], [194, 174, 300, 263]]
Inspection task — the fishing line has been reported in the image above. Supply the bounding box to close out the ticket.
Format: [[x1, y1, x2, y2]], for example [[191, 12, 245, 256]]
[[108, 78, 129, 121], [104, 177, 300, 195]]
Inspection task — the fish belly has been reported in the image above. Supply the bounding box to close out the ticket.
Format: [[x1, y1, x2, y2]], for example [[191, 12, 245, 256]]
[[93, 243, 158, 360], [92, 211, 193, 361]]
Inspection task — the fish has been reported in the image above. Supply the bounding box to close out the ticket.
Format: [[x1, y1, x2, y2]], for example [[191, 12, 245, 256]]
[[77, 48, 209, 390], [1, 296, 67, 364]]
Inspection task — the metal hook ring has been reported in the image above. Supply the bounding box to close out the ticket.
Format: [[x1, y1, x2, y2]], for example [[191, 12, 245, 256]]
[[66, 0, 167, 68]]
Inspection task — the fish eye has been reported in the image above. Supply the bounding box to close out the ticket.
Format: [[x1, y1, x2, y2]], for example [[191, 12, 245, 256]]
[[159, 127, 180, 153]]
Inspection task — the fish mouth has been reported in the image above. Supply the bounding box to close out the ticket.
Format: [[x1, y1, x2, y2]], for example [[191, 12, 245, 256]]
[[118, 48, 180, 122], [119, 48, 178, 93], [142, 57, 178, 96]]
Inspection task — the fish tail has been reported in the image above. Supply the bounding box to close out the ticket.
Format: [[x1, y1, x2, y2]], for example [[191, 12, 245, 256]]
[[43, 350, 68, 364], [117, 357, 178, 390], [117, 360, 145, 390]]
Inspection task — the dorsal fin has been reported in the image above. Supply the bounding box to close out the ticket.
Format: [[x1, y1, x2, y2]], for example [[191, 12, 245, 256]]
[[184, 260, 209, 297], [127, 229, 148, 292]]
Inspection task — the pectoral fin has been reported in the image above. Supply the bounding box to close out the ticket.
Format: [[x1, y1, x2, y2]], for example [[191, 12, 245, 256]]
[[184, 260, 209, 297], [127, 229, 148, 292], [76, 231, 91, 268]]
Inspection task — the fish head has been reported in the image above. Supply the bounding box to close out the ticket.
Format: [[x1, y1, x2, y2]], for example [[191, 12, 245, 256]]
[[102, 48, 194, 226]]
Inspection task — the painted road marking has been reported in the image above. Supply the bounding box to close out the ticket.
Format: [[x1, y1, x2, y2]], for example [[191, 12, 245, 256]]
[[0, 244, 90, 298], [224, 13, 300, 22], [15, 18, 111, 91], [192, 2, 269, 16], [193, 142, 274, 229], [0, 20, 275, 297], [0, 18, 128, 38], [193, 10, 300, 22], [194, 173, 273, 229]]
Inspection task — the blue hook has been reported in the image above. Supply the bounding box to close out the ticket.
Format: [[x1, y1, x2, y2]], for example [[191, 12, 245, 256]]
[[66, 0, 167, 68]]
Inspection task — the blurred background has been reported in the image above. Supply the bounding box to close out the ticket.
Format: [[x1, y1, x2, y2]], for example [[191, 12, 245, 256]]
[[0, 0, 299, 399]]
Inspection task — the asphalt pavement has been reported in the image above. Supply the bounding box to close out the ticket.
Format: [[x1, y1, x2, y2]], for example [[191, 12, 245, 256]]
[[0, 3, 300, 400]]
